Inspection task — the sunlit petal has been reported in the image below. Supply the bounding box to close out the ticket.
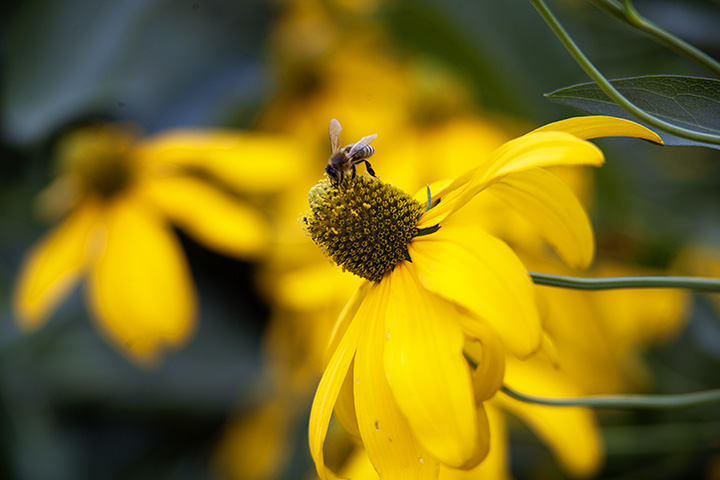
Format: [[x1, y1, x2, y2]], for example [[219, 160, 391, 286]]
[[324, 280, 371, 368], [488, 168, 594, 268], [383, 262, 480, 468], [418, 132, 603, 227], [500, 359, 603, 478], [354, 272, 439, 479], [309, 289, 367, 480], [410, 221, 542, 357], [531, 115, 663, 143], [142, 175, 270, 259], [138, 130, 304, 193], [13, 202, 100, 329], [87, 197, 196, 365]]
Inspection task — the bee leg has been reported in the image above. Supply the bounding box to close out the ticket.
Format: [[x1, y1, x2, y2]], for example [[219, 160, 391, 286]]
[[350, 163, 357, 180], [364, 160, 376, 177]]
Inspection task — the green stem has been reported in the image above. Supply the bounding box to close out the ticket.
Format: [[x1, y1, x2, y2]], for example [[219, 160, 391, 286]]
[[529, 272, 720, 292], [501, 385, 720, 409], [529, 0, 720, 145], [589, 0, 720, 77]]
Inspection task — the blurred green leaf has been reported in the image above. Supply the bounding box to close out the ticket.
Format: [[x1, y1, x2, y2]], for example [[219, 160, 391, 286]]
[[546, 75, 720, 149]]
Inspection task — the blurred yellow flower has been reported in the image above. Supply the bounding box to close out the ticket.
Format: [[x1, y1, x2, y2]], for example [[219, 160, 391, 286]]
[[305, 116, 661, 478], [13, 123, 302, 365]]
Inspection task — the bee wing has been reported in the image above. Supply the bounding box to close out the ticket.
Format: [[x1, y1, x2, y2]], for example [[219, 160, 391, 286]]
[[346, 133, 377, 157], [328, 119, 343, 153]]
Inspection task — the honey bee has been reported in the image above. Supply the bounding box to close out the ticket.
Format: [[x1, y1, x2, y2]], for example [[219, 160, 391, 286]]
[[326, 118, 377, 185]]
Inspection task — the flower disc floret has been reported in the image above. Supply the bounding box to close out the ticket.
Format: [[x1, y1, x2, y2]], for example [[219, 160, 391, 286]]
[[304, 175, 424, 282]]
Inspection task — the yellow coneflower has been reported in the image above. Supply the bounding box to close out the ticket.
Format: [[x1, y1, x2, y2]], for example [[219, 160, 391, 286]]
[[13, 123, 302, 365], [303, 116, 661, 478]]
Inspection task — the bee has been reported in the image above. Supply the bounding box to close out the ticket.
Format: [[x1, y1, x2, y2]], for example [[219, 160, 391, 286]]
[[326, 118, 377, 185]]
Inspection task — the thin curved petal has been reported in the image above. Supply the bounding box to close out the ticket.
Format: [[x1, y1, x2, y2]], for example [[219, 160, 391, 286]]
[[334, 359, 361, 440], [142, 175, 269, 259], [138, 130, 303, 193], [500, 359, 603, 478], [383, 262, 479, 468], [309, 289, 367, 480], [418, 132, 603, 228], [353, 273, 438, 479], [531, 115, 663, 143], [410, 221, 542, 357], [13, 203, 100, 329], [87, 198, 196, 365], [488, 168, 594, 269], [324, 280, 371, 368], [463, 323, 506, 402]]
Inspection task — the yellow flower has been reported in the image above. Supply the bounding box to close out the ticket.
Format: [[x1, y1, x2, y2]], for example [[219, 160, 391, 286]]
[[304, 116, 661, 478], [13, 123, 302, 365]]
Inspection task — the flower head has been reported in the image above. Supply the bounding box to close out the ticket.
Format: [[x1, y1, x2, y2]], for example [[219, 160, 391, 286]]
[[304, 116, 662, 478], [13, 123, 302, 364]]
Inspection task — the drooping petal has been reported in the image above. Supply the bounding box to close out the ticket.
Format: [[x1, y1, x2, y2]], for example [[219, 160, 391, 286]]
[[439, 403, 510, 480], [488, 168, 594, 269], [87, 197, 196, 365], [531, 115, 663, 143], [138, 130, 303, 193], [382, 262, 480, 468], [463, 323, 506, 402], [499, 359, 603, 478], [13, 202, 100, 329], [334, 359, 361, 440], [324, 280, 371, 368], [353, 271, 439, 479], [410, 221, 542, 357], [340, 447, 383, 479], [309, 286, 368, 480], [141, 175, 269, 259], [418, 132, 603, 228]]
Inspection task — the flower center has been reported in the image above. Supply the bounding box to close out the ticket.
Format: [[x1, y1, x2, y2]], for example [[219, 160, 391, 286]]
[[303, 175, 425, 282], [57, 124, 138, 199]]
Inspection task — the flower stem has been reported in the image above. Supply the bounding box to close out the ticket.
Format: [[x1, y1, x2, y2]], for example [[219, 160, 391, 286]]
[[589, 0, 720, 77], [529, 271, 720, 292], [528, 0, 720, 145], [501, 385, 720, 409]]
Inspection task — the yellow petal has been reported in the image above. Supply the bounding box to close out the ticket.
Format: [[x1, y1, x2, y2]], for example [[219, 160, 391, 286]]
[[340, 447, 383, 479], [439, 403, 510, 480], [418, 132, 603, 228], [463, 323, 506, 402], [531, 115, 663, 143], [87, 197, 196, 365], [324, 280, 372, 368], [309, 290, 367, 480], [500, 359, 603, 478], [13, 202, 100, 329], [334, 359, 361, 440], [353, 274, 439, 479], [410, 221, 542, 357], [488, 168, 594, 269], [142, 175, 269, 259], [383, 262, 480, 468], [138, 130, 304, 193]]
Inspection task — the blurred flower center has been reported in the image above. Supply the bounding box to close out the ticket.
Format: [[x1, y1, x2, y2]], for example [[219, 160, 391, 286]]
[[303, 175, 424, 282], [58, 124, 138, 200]]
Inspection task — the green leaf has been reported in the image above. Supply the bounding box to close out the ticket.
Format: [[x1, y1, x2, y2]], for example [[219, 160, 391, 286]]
[[546, 75, 720, 149]]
